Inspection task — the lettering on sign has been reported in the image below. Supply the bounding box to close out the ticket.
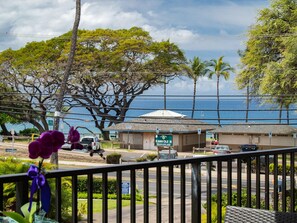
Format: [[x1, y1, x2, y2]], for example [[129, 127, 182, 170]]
[[155, 135, 173, 147]]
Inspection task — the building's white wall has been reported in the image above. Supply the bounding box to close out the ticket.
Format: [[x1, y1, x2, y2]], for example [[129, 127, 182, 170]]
[[218, 133, 297, 151], [218, 134, 248, 145], [120, 132, 143, 149], [260, 134, 296, 147], [143, 132, 157, 150], [183, 133, 206, 146], [120, 132, 207, 151]]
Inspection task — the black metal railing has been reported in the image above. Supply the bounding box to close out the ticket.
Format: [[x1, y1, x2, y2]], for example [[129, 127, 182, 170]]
[[0, 147, 297, 223]]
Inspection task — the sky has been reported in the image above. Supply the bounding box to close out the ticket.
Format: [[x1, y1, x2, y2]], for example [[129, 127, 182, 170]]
[[0, 0, 269, 96]]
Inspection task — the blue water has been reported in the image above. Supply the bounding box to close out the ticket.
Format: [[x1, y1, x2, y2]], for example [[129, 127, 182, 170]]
[[126, 98, 297, 124], [7, 98, 297, 134]]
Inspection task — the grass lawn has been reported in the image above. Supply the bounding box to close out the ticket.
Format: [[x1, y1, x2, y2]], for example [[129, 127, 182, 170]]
[[78, 199, 143, 213]]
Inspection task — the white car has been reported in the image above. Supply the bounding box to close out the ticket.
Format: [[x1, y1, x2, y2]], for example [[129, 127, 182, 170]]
[[159, 149, 178, 160], [80, 136, 101, 151], [61, 142, 72, 150], [213, 145, 231, 155]]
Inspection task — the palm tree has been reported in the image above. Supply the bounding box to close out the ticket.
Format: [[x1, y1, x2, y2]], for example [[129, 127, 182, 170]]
[[51, 0, 81, 165], [206, 56, 234, 126], [188, 56, 207, 119]]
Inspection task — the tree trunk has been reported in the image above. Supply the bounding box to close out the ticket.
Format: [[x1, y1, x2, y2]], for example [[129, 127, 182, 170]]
[[0, 123, 9, 135], [191, 79, 197, 119], [279, 102, 283, 124], [217, 75, 221, 126], [286, 106, 290, 125], [51, 0, 81, 165], [245, 83, 250, 123], [102, 131, 110, 140], [164, 77, 167, 110]]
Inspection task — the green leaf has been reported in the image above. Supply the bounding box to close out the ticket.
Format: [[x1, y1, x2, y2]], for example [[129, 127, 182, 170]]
[[21, 202, 37, 223], [1, 211, 29, 223]]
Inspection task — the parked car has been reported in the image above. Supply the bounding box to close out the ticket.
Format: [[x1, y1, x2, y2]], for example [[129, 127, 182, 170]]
[[80, 136, 105, 159], [240, 144, 259, 152], [61, 142, 72, 150], [80, 136, 101, 151], [239, 144, 259, 163], [61, 141, 84, 150], [213, 145, 231, 155], [239, 144, 274, 173], [159, 149, 178, 160], [211, 139, 219, 145]]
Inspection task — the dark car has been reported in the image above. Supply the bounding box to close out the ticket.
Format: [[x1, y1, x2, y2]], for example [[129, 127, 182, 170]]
[[239, 144, 259, 163], [240, 144, 258, 152], [239, 144, 273, 172]]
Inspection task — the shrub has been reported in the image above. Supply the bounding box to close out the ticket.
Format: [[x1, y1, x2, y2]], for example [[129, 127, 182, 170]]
[[136, 157, 147, 162], [201, 202, 226, 223], [146, 153, 157, 161], [106, 152, 122, 164], [269, 163, 296, 175], [78, 192, 143, 201], [0, 157, 75, 223], [19, 128, 39, 136], [77, 177, 117, 194], [204, 189, 265, 209]]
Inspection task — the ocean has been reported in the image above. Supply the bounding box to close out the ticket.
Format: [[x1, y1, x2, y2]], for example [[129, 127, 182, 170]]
[[6, 98, 297, 134]]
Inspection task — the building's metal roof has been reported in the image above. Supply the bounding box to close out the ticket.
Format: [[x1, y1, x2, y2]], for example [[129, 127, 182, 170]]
[[105, 117, 215, 133], [140, 109, 186, 118], [212, 123, 297, 135]]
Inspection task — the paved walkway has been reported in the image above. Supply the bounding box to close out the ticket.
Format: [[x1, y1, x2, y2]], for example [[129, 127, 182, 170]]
[[78, 197, 196, 223]]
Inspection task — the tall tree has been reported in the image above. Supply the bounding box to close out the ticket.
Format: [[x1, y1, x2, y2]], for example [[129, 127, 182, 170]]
[[0, 27, 187, 141], [236, 0, 297, 121], [237, 50, 251, 123], [69, 30, 187, 139], [51, 0, 81, 165], [206, 56, 234, 126], [188, 56, 207, 118]]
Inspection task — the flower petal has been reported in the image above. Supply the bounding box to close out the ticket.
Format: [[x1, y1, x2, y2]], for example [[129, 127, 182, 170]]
[[71, 142, 83, 150], [67, 127, 80, 143], [28, 141, 41, 159], [40, 131, 53, 146], [51, 130, 65, 148], [39, 144, 53, 159]]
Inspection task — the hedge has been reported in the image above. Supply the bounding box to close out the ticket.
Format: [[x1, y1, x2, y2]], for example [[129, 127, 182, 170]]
[[77, 177, 117, 194]]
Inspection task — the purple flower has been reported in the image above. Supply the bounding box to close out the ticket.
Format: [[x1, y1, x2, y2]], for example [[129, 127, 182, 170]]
[[67, 126, 80, 143], [28, 130, 65, 159], [51, 130, 66, 152], [71, 142, 84, 150], [28, 141, 41, 159], [27, 129, 66, 214]]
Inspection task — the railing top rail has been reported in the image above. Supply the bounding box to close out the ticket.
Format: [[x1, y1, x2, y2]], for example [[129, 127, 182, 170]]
[[0, 147, 296, 183]]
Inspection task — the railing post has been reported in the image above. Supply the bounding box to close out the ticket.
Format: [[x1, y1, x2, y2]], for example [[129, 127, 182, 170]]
[[0, 183, 3, 211], [156, 166, 162, 223], [16, 180, 29, 213], [191, 161, 201, 223], [290, 152, 295, 212], [206, 161, 212, 223], [55, 177, 62, 222]]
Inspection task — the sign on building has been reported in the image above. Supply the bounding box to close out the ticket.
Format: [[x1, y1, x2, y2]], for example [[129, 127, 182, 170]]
[[155, 134, 173, 147], [122, 182, 130, 194], [48, 120, 53, 126]]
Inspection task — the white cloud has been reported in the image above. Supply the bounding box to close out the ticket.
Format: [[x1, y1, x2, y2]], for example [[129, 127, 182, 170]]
[[80, 2, 147, 29], [0, 0, 266, 95]]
